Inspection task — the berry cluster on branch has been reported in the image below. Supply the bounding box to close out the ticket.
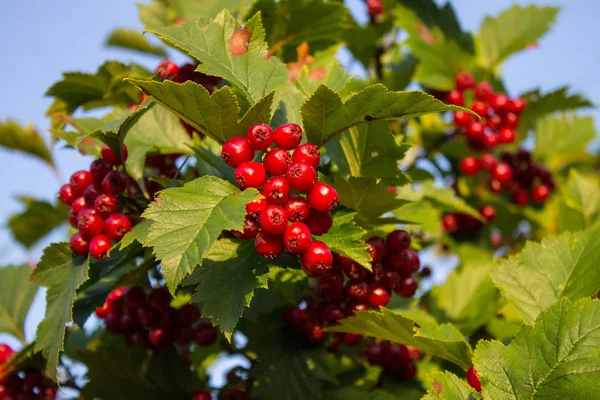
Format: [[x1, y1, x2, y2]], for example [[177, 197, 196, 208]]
[[0, 345, 56, 400]]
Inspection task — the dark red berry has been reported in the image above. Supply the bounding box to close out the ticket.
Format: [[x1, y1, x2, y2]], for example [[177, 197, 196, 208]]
[[398, 249, 421, 276], [343, 333, 362, 346], [283, 222, 312, 254], [323, 304, 345, 324], [148, 327, 172, 348], [102, 170, 127, 194], [488, 178, 503, 193], [69, 232, 90, 256], [94, 193, 118, 218], [454, 111, 471, 126], [22, 368, 42, 390], [512, 190, 529, 206], [136, 305, 159, 326], [455, 71, 475, 91], [77, 208, 104, 237], [442, 214, 459, 232], [345, 301, 369, 316], [222, 389, 248, 400], [306, 211, 332, 235], [246, 123, 273, 151], [246, 198, 267, 220], [70, 170, 94, 196], [368, 285, 390, 307], [259, 205, 288, 235], [474, 81, 493, 101], [90, 159, 112, 184], [263, 148, 292, 176], [346, 281, 369, 302], [382, 270, 401, 291], [234, 161, 266, 189], [273, 123, 302, 150], [174, 327, 194, 345], [498, 127, 516, 143], [195, 323, 217, 346], [292, 143, 320, 169], [101, 144, 128, 165], [121, 310, 139, 331], [149, 287, 172, 311], [286, 162, 317, 192], [58, 184, 75, 205], [301, 241, 332, 276], [283, 307, 306, 329], [467, 366, 482, 392], [90, 234, 111, 259], [492, 163, 513, 182], [479, 205, 496, 221], [221, 137, 255, 167], [460, 156, 480, 176], [446, 90, 464, 106], [532, 184, 550, 202], [255, 232, 284, 259], [83, 184, 103, 205], [233, 215, 259, 239], [483, 134, 498, 150], [386, 230, 411, 253], [366, 237, 386, 262], [262, 176, 290, 205], [285, 195, 311, 222], [307, 183, 338, 212], [178, 304, 200, 326], [125, 286, 146, 308], [104, 213, 132, 241], [191, 390, 213, 400], [155, 59, 180, 79], [395, 276, 418, 298]]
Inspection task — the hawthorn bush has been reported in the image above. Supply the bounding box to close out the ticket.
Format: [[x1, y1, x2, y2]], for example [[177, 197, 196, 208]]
[[0, 1, 599, 399]]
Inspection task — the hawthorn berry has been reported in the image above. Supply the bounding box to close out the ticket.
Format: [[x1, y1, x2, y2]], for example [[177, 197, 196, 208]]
[[83, 184, 103, 205], [470, 101, 488, 117], [77, 208, 104, 237], [125, 286, 146, 308], [366, 236, 386, 261], [397, 249, 421, 276], [246, 123, 273, 151], [453, 111, 471, 126], [191, 390, 213, 400], [234, 161, 266, 189], [70, 170, 93, 196], [532, 184, 550, 202], [446, 90, 464, 106], [149, 287, 172, 311], [488, 178, 503, 193], [479, 205, 496, 221], [255, 231, 284, 259], [492, 163, 513, 182], [89, 234, 111, 259], [292, 143, 321, 168], [466, 121, 485, 140], [490, 93, 509, 111], [90, 158, 113, 184], [262, 176, 290, 205], [233, 215, 260, 240], [104, 213, 132, 240], [486, 114, 502, 130], [467, 366, 482, 392], [273, 123, 302, 150], [474, 81, 493, 101], [259, 205, 288, 235], [155, 59, 180, 79], [285, 195, 311, 222], [442, 214, 459, 232], [367, 0, 383, 19], [194, 323, 218, 346], [498, 127, 516, 143], [286, 162, 317, 192], [263, 148, 292, 176], [283, 222, 312, 253], [459, 156, 480, 176], [512, 190, 529, 206], [503, 112, 519, 128], [346, 281, 369, 302], [368, 285, 390, 307], [387, 230, 411, 253], [306, 211, 333, 235], [395, 276, 418, 298], [58, 184, 75, 205], [221, 137, 255, 167], [509, 97, 526, 113], [102, 170, 127, 194], [101, 144, 128, 165], [301, 241, 332, 276], [94, 193, 118, 218], [483, 134, 499, 150], [69, 232, 90, 256], [149, 327, 172, 348], [246, 198, 267, 220], [455, 71, 475, 91], [307, 182, 339, 212]]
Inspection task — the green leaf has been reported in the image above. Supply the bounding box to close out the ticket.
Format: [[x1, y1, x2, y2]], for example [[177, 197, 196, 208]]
[[0, 120, 54, 167], [33, 243, 90, 379], [326, 308, 473, 369], [319, 209, 371, 270], [138, 2, 171, 30], [246, 267, 306, 320], [105, 28, 167, 56], [142, 176, 261, 292], [556, 170, 600, 232], [169, 0, 251, 20], [492, 225, 600, 324], [0, 265, 38, 342], [477, 5, 560, 69], [301, 84, 472, 146], [120, 219, 152, 249], [422, 371, 480, 400], [295, 53, 352, 98], [192, 138, 236, 182], [147, 11, 287, 105], [383, 53, 418, 92], [474, 298, 600, 399], [8, 199, 67, 248]]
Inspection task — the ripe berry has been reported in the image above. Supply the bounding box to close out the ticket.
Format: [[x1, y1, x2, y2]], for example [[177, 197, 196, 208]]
[[263, 148, 292, 176], [508, 98, 526, 114], [292, 143, 321, 168], [234, 161, 266, 189], [301, 241, 332, 276], [367, 0, 383, 19], [101, 144, 128, 165], [191, 390, 213, 400], [149, 287, 172, 311], [492, 163, 513, 182], [532, 184, 550, 202], [105, 213, 132, 240], [102, 170, 127, 194], [83, 184, 102, 205], [259, 205, 288, 235], [512, 190, 529, 206], [453, 111, 471, 126], [90, 159, 113, 184], [343, 332, 362, 346], [470, 101, 488, 117], [77, 208, 104, 237], [479, 205, 496, 221], [483, 134, 498, 150], [283, 222, 312, 253], [308, 183, 339, 212], [474, 81, 493, 101], [503, 112, 519, 128], [490, 93, 509, 111], [467, 366, 482, 392], [222, 389, 248, 400], [488, 178, 503, 193], [442, 214, 459, 232], [395, 276, 418, 298], [246, 198, 267, 219], [255, 232, 284, 259], [346, 281, 369, 302], [286, 162, 317, 192], [273, 123, 302, 150], [136, 305, 159, 326], [194, 323, 217, 346], [387, 230, 411, 253], [177, 304, 200, 327], [149, 327, 172, 348], [366, 236, 386, 262], [397, 249, 421, 276], [94, 193, 118, 218], [262, 176, 290, 205], [285, 195, 311, 222], [90, 234, 111, 259], [486, 114, 502, 130], [368, 285, 390, 307], [446, 90, 464, 106], [69, 232, 90, 256], [466, 121, 485, 140], [247, 123, 273, 151], [306, 211, 333, 235], [382, 270, 401, 290], [498, 127, 516, 143], [124, 286, 146, 308], [70, 170, 94, 196], [155, 60, 180, 79], [58, 184, 75, 205], [455, 71, 475, 91], [459, 156, 480, 176], [221, 137, 255, 167]]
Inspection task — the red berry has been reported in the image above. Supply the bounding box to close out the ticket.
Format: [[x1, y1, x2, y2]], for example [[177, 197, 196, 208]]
[[366, 237, 386, 262], [367, 0, 383, 19], [136, 305, 159, 326], [90, 159, 113, 184], [77, 208, 104, 237], [273, 123, 302, 150], [483, 134, 499, 150], [58, 184, 75, 205], [283, 222, 312, 254], [70, 170, 93, 196], [306, 211, 333, 235], [508, 98, 526, 114], [395, 276, 418, 298], [155, 60, 180, 79], [486, 114, 502, 130], [467, 366, 482, 392], [301, 241, 332, 276], [503, 112, 519, 128], [195, 323, 218, 346], [263, 148, 292, 176], [90, 234, 111, 259], [177, 304, 200, 326], [283, 307, 306, 329], [246, 198, 267, 220], [397, 249, 421, 276], [262, 176, 290, 205], [470, 101, 488, 117], [490, 93, 509, 111], [149, 287, 172, 311], [459, 156, 480, 176], [343, 333, 362, 346], [101, 144, 128, 165], [286, 162, 317, 192], [386, 230, 411, 253], [233, 215, 259, 240], [453, 111, 471, 126], [479, 205, 496, 221], [259, 205, 288, 235], [125, 286, 146, 308], [83, 184, 102, 205], [234, 161, 266, 189], [488, 178, 503, 193], [255, 232, 284, 259], [285, 195, 311, 222], [191, 390, 212, 400], [69, 232, 90, 256], [368, 285, 390, 307], [446, 90, 464, 106], [346, 281, 369, 302], [492, 163, 513, 182], [102, 170, 127, 194], [292, 143, 321, 169], [532, 184, 550, 202], [498, 127, 516, 143], [94, 193, 118, 218], [512, 190, 529, 206], [148, 326, 172, 348], [246, 123, 273, 151], [466, 121, 485, 140], [222, 389, 248, 400], [455, 71, 475, 91], [474, 81, 493, 101], [221, 137, 255, 167], [104, 213, 132, 241], [307, 183, 338, 212], [480, 153, 497, 171], [382, 270, 401, 290], [442, 214, 459, 233]]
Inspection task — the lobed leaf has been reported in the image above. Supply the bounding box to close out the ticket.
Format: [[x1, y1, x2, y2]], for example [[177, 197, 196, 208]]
[[8, 199, 67, 248], [319, 209, 372, 270], [0, 265, 38, 342], [0, 120, 54, 167]]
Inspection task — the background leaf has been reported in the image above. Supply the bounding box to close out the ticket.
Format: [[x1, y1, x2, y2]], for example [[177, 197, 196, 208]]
[[422, 371, 480, 400], [0, 120, 54, 167], [0, 265, 38, 342], [105, 28, 167, 56], [8, 198, 67, 248]]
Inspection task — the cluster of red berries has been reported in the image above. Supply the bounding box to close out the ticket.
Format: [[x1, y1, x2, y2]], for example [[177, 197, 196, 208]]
[[367, 0, 384, 20], [155, 60, 220, 92], [283, 230, 422, 346], [58, 145, 134, 260], [362, 340, 420, 380], [459, 150, 554, 206], [95, 286, 217, 351], [220, 123, 340, 277], [191, 389, 248, 400], [0, 345, 56, 400], [448, 71, 526, 150], [442, 204, 496, 238]]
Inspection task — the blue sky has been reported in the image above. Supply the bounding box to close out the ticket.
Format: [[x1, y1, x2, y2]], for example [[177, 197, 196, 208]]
[[0, 0, 598, 369]]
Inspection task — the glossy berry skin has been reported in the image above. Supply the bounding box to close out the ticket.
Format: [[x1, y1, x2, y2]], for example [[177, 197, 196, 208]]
[[155, 60, 180, 79], [509, 98, 526, 113], [492, 163, 513, 183], [503, 112, 519, 128], [470, 101, 488, 117], [255, 232, 284, 259], [368, 285, 391, 307], [105, 213, 132, 240], [149, 327, 172, 348], [467, 366, 482, 392], [459, 156, 480, 176], [263, 148, 292, 176], [483, 134, 498, 150], [453, 111, 471, 126], [387, 230, 411, 253], [285, 195, 311, 222], [58, 184, 75, 205], [486, 114, 502, 130], [395, 276, 418, 298], [442, 214, 459, 233], [346, 281, 369, 302], [292, 143, 321, 168], [479, 205, 496, 221], [221, 137, 254, 168], [367, 0, 383, 19], [455, 71, 475, 91], [71, 197, 89, 215], [90, 158, 113, 184], [94, 193, 118, 218], [89, 234, 111, 260], [234, 161, 266, 189], [69, 232, 90, 256], [259, 205, 288, 235], [102, 170, 127, 194], [70, 170, 94, 196], [306, 211, 333, 235], [466, 121, 485, 140], [283, 222, 312, 254], [246, 123, 273, 151], [498, 127, 516, 143], [77, 208, 105, 237], [532, 184, 550, 202], [262, 176, 290, 205], [233, 215, 260, 239], [286, 162, 317, 192], [446, 90, 464, 106], [512, 190, 529, 206], [191, 390, 213, 400], [490, 93, 509, 111], [474, 81, 493, 101], [273, 123, 302, 150], [301, 241, 332, 277], [308, 183, 339, 212], [101, 144, 128, 165], [83, 184, 103, 205]]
